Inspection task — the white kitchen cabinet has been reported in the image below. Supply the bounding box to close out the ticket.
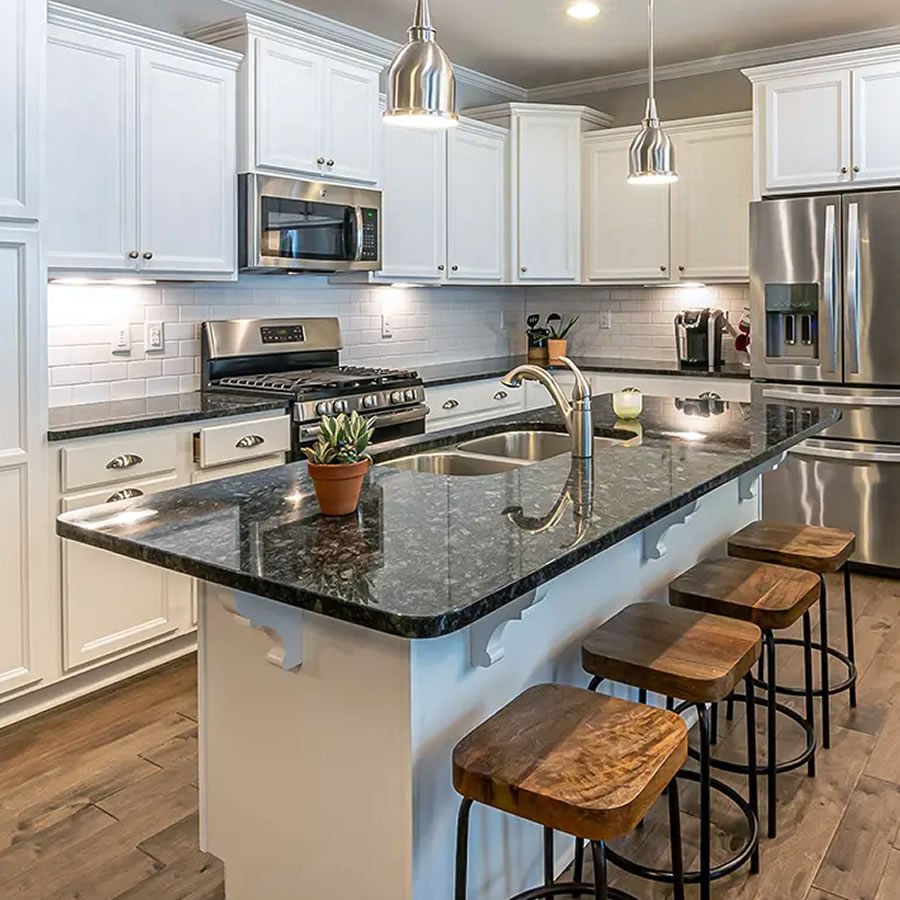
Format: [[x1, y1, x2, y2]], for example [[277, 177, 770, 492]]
[[46, 5, 240, 278], [195, 16, 383, 186], [583, 133, 671, 282], [670, 119, 753, 281], [379, 121, 447, 282], [447, 120, 507, 282], [851, 61, 900, 184], [466, 104, 612, 284], [0, 0, 42, 220], [426, 378, 525, 431]]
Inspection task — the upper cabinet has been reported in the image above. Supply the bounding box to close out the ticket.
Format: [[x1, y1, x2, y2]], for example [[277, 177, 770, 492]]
[[47, 6, 240, 278], [194, 16, 383, 186], [583, 113, 753, 284], [0, 0, 42, 220], [745, 47, 900, 195], [466, 104, 612, 284]]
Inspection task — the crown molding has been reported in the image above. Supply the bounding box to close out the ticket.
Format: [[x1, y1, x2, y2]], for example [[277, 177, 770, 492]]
[[464, 102, 613, 129], [527, 23, 900, 101], [582, 110, 752, 143]]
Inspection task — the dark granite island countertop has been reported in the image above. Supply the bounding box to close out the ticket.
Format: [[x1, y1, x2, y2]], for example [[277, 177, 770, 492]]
[[57, 393, 838, 639]]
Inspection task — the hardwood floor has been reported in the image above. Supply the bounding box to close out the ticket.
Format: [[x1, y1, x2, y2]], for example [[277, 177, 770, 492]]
[[1, 573, 899, 899]]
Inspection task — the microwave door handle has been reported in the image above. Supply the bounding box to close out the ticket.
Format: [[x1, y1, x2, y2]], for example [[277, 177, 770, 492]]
[[823, 203, 838, 373], [846, 201, 861, 375], [353, 207, 364, 262]]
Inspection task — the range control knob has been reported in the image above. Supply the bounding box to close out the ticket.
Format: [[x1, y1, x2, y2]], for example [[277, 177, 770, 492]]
[[332, 399, 348, 413], [390, 391, 404, 404], [404, 389, 417, 401], [363, 395, 378, 409], [315, 401, 332, 416]]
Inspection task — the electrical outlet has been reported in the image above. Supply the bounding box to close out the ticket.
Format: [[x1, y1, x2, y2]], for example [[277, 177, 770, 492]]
[[381, 315, 393, 339], [598, 310, 612, 330], [144, 321, 164, 352], [111, 323, 130, 353]]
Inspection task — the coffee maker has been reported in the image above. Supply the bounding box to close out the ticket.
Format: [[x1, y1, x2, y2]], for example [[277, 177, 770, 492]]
[[674, 308, 725, 371]]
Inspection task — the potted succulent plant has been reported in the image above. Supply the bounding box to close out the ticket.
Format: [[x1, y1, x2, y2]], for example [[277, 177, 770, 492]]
[[546, 313, 580, 364], [303, 411, 376, 516]]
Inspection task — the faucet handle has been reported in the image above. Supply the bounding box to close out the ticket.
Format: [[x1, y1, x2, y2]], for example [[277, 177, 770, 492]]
[[557, 356, 592, 402]]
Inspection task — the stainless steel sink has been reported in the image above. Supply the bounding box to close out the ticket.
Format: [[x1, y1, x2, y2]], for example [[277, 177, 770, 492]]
[[381, 452, 527, 476], [457, 430, 626, 461]]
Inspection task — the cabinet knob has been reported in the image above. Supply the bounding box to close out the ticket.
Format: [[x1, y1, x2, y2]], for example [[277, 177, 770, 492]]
[[660, 265, 667, 272], [442, 399, 459, 410], [493, 391, 508, 401], [326, 159, 335, 167], [437, 264, 445, 271], [521, 266, 528, 273], [128, 250, 139, 259], [106, 487, 144, 503], [840, 166, 849, 174], [143, 252, 153, 260], [678, 265, 685, 272], [317, 157, 326, 165], [853, 164, 860, 173], [235, 434, 265, 449], [106, 453, 143, 470], [451, 265, 459, 272]]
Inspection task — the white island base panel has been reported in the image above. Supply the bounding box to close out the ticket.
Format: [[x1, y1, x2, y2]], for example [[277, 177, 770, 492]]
[[198, 479, 760, 900]]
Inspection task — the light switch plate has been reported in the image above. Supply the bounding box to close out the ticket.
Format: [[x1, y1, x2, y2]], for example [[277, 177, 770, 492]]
[[144, 321, 164, 352], [111, 323, 130, 353], [381, 315, 393, 339]]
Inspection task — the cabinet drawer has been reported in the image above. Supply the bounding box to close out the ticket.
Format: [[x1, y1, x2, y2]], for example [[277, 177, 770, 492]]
[[195, 415, 290, 469], [61, 431, 177, 492], [426, 379, 522, 424]]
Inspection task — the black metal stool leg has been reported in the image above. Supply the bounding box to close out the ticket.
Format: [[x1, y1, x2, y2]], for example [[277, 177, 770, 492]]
[[544, 827, 554, 895], [573, 838, 584, 892], [668, 782, 686, 900], [766, 629, 778, 838], [455, 798, 473, 900], [802, 610, 816, 778], [710, 702, 719, 745], [697, 703, 712, 900], [744, 672, 760, 875], [726, 692, 735, 721], [638, 687, 647, 704], [591, 842, 608, 900], [844, 566, 857, 708], [820, 575, 831, 749], [666, 695, 674, 711]]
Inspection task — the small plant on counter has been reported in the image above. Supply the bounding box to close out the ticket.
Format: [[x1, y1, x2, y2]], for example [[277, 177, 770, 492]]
[[303, 411, 376, 516], [546, 313, 580, 363]]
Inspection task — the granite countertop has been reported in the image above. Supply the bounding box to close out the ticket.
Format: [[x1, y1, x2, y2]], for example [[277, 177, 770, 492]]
[[47, 392, 291, 442], [416, 355, 751, 388], [57, 393, 838, 639]]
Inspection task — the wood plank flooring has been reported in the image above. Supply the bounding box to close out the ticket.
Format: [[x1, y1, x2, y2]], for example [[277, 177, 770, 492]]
[[1, 573, 899, 899]]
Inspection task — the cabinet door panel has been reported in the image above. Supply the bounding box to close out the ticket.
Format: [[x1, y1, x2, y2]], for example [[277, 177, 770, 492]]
[[852, 62, 900, 184], [255, 37, 324, 176], [447, 125, 505, 281], [47, 28, 137, 270], [0, 0, 41, 219], [584, 136, 670, 281], [671, 123, 753, 281], [764, 71, 850, 192], [323, 60, 379, 184], [138, 50, 236, 274], [517, 116, 579, 281], [380, 124, 446, 280], [61, 475, 191, 670]]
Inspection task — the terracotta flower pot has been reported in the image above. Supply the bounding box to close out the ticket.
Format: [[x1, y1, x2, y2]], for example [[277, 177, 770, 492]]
[[307, 459, 369, 516], [547, 338, 567, 364]]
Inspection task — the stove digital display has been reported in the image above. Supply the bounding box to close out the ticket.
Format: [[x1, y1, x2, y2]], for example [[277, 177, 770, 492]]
[[260, 325, 305, 344]]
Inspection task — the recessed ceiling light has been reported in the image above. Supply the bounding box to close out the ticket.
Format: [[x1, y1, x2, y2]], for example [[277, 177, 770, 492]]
[[567, 1, 600, 20]]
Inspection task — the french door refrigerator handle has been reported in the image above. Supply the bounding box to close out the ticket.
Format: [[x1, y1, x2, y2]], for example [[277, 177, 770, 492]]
[[762, 387, 900, 406], [791, 441, 900, 464], [846, 201, 861, 374], [823, 204, 838, 373]]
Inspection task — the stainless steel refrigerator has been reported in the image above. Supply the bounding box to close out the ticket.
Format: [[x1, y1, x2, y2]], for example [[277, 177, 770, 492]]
[[750, 191, 900, 570]]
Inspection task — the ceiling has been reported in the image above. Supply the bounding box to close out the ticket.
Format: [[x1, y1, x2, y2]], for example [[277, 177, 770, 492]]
[[283, 0, 900, 87]]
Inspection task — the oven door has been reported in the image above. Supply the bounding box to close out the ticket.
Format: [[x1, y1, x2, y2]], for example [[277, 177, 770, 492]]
[[240, 174, 381, 273], [295, 405, 427, 457]]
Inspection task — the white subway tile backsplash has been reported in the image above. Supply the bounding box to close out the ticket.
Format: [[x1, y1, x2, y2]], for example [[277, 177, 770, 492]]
[[162, 357, 194, 377], [146, 376, 181, 396], [90, 362, 129, 382], [70, 382, 111, 404], [127, 359, 162, 379]]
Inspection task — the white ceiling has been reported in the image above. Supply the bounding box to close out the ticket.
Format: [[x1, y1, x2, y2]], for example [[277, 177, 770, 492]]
[[283, 0, 900, 87]]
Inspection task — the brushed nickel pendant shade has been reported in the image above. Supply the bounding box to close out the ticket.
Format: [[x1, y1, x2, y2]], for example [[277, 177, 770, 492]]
[[384, 0, 458, 128], [628, 0, 677, 184]]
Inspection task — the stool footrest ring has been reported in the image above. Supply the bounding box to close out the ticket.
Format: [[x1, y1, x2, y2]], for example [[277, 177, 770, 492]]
[[756, 638, 857, 698], [507, 883, 637, 900], [605, 771, 758, 885]]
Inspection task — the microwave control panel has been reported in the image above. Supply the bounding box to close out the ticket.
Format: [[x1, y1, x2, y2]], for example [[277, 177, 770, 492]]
[[360, 209, 379, 261]]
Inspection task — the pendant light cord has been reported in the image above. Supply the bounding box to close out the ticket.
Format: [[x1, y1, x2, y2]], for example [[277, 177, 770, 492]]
[[648, 0, 655, 103]]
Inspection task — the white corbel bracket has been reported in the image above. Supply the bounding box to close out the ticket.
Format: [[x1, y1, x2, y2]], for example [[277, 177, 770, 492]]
[[220, 591, 303, 672], [738, 451, 788, 502], [470, 585, 549, 669], [642, 500, 701, 562]]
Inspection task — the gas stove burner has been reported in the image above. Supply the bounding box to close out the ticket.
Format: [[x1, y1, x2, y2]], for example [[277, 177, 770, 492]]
[[212, 365, 418, 397]]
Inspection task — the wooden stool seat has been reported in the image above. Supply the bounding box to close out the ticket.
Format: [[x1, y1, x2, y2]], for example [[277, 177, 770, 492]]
[[728, 521, 855, 574], [669, 557, 820, 631], [581, 602, 762, 704], [452, 683, 687, 843]]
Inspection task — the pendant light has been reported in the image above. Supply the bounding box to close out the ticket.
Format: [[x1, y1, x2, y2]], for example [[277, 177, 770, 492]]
[[627, 0, 677, 184], [384, 0, 458, 129]]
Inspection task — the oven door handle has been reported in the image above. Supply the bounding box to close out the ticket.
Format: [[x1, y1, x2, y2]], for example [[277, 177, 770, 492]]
[[762, 387, 900, 407], [790, 439, 900, 464], [300, 405, 428, 441]]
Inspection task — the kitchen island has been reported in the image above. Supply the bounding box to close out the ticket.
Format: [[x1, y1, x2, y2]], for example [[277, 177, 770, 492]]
[[57, 391, 837, 900]]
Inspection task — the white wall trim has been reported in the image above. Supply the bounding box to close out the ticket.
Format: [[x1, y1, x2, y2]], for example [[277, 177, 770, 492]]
[[527, 24, 900, 101], [582, 110, 752, 143]]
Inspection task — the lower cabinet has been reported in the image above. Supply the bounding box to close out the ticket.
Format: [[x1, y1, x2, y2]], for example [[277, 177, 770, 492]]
[[425, 378, 525, 431], [589, 372, 752, 403]]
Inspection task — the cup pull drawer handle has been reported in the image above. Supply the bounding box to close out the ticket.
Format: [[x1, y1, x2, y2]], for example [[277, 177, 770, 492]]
[[235, 434, 265, 449], [442, 399, 459, 410], [106, 453, 143, 470], [493, 391, 508, 400], [106, 488, 144, 503]]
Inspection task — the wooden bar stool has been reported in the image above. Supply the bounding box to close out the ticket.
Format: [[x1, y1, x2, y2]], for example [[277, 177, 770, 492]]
[[452, 683, 687, 900], [580, 603, 762, 900], [727, 521, 858, 750], [670, 557, 820, 839]]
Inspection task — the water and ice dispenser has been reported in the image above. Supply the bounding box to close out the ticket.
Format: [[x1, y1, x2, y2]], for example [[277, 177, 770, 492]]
[[764, 284, 819, 361]]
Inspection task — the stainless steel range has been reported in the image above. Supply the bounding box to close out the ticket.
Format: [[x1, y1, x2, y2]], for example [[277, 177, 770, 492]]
[[201, 318, 427, 459]]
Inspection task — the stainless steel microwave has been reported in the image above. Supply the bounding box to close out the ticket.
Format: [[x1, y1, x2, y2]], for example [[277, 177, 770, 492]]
[[239, 173, 382, 273]]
